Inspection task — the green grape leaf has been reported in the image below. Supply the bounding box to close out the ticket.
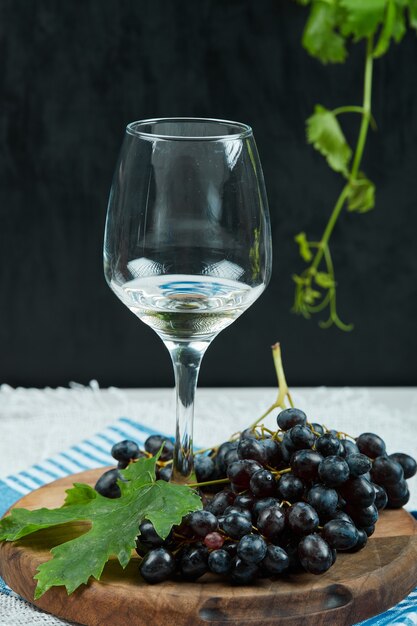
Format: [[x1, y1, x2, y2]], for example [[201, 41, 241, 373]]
[[0, 456, 202, 598], [410, 0, 417, 29], [306, 105, 352, 175], [294, 232, 313, 262], [315, 272, 335, 288], [392, 1, 407, 41], [374, 0, 397, 56], [339, 0, 387, 39], [302, 1, 347, 63], [347, 174, 376, 213]]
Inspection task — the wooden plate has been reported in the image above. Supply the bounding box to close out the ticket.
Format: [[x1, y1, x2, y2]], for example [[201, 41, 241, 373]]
[[1, 468, 417, 626]]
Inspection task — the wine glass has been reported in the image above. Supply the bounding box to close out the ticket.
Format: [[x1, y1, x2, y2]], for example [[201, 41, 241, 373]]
[[104, 117, 272, 483]]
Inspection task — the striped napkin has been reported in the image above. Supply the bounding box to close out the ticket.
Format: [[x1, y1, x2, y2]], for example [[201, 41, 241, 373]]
[[0, 418, 416, 626]]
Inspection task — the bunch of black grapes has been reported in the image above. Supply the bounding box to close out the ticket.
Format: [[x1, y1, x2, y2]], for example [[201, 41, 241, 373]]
[[94, 408, 416, 585]]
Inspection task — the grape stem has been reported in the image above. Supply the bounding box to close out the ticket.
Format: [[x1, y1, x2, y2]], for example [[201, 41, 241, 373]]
[[273, 468, 292, 477], [249, 343, 294, 430], [187, 477, 230, 489]]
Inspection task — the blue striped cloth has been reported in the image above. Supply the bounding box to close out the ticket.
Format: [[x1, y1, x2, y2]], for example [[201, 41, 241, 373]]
[[0, 417, 416, 625]]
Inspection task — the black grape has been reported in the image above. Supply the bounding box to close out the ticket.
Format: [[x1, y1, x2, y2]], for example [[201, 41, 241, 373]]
[[373, 483, 388, 510], [257, 506, 286, 542], [94, 469, 122, 499], [227, 459, 263, 490], [234, 494, 255, 510], [188, 510, 218, 537], [231, 558, 260, 584], [298, 534, 333, 575], [221, 513, 252, 539], [144, 435, 174, 461], [261, 438, 283, 467], [138, 519, 168, 548], [341, 439, 360, 457], [306, 484, 338, 517], [194, 455, 216, 482], [322, 519, 359, 550], [249, 469, 277, 498], [261, 544, 289, 574], [237, 437, 266, 464], [180, 546, 208, 579], [111, 440, 141, 462], [346, 453, 372, 477], [140, 548, 176, 583], [371, 456, 404, 486], [289, 425, 316, 450], [318, 456, 350, 487], [356, 433, 386, 459], [287, 502, 319, 534], [339, 477, 376, 507], [345, 503, 378, 527], [277, 408, 307, 431], [291, 449, 323, 481], [277, 473, 305, 501], [253, 497, 281, 519], [315, 433, 342, 457], [389, 452, 417, 479], [237, 534, 268, 564], [208, 549, 232, 575], [223, 506, 252, 522]]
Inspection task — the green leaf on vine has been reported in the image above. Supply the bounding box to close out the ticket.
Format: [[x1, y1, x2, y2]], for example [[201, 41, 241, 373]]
[[347, 174, 375, 213], [306, 105, 352, 175], [374, 0, 408, 57], [392, 2, 407, 41], [339, 0, 387, 39], [302, 1, 347, 63], [374, 1, 397, 56], [294, 232, 313, 262], [315, 272, 335, 288], [408, 0, 417, 29]]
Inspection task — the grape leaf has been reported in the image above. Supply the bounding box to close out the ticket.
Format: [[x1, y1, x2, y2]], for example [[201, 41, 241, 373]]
[[410, 0, 417, 29], [374, 0, 407, 57], [302, 1, 347, 63], [294, 232, 313, 262], [347, 174, 375, 213], [306, 105, 352, 175], [0, 456, 202, 598], [391, 1, 407, 41], [374, 0, 397, 57], [339, 0, 387, 39]]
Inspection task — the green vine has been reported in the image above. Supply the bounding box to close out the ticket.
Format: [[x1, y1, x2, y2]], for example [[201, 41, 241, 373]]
[[292, 0, 417, 331]]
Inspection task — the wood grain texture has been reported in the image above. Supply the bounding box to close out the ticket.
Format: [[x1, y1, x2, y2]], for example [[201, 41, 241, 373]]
[[1, 468, 417, 626]]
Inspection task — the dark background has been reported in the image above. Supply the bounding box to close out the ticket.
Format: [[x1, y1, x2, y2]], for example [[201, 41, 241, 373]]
[[1, 0, 416, 388]]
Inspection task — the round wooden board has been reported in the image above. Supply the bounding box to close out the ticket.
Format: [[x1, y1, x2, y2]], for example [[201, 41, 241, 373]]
[[1, 469, 417, 626]]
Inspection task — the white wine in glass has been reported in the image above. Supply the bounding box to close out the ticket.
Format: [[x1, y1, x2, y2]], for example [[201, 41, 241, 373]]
[[104, 118, 272, 483]]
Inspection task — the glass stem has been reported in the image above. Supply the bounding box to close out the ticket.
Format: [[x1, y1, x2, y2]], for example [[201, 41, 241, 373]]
[[164, 339, 210, 483]]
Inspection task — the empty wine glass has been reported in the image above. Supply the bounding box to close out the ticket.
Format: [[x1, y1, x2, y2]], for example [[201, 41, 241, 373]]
[[104, 117, 272, 483]]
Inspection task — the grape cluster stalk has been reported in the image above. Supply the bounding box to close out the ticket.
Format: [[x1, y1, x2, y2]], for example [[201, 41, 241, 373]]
[[95, 408, 416, 585]]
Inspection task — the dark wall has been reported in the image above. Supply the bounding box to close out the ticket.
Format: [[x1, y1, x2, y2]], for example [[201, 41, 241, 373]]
[[1, 0, 417, 387]]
